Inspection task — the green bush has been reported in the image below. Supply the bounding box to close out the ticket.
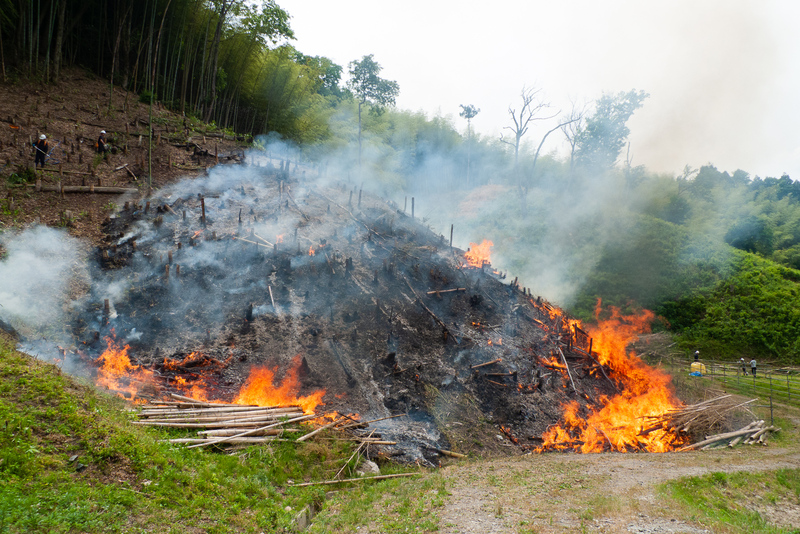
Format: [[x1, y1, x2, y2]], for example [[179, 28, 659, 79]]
[[7, 167, 36, 186]]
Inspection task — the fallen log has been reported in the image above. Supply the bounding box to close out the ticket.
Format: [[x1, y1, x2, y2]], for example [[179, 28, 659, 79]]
[[38, 185, 138, 194], [426, 288, 466, 295], [677, 421, 766, 451], [745, 426, 778, 444]]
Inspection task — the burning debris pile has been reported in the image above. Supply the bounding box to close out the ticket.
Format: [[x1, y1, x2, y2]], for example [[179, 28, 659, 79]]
[[33, 161, 693, 462]]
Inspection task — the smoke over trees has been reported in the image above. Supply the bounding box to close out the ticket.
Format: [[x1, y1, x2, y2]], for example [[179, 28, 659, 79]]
[[346, 54, 400, 169]]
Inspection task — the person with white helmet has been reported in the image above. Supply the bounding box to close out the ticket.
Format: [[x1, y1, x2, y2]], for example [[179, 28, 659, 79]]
[[97, 130, 109, 154], [34, 134, 49, 168]]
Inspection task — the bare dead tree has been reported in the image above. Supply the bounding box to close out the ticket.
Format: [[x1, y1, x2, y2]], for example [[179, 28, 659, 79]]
[[531, 116, 581, 188], [560, 99, 587, 182], [500, 85, 557, 167]]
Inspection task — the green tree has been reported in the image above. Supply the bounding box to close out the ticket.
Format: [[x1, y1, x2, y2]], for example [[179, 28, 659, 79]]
[[575, 89, 648, 171], [293, 52, 344, 99], [346, 54, 399, 170]]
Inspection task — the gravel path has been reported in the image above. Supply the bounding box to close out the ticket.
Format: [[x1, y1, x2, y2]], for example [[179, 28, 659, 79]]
[[438, 446, 800, 533]]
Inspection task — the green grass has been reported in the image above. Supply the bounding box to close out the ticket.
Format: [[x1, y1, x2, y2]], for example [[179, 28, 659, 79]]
[[663, 469, 800, 534], [712, 370, 800, 409], [0, 334, 392, 533], [307, 473, 447, 533]]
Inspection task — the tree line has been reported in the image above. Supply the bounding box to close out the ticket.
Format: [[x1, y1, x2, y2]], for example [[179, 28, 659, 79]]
[[2, 0, 799, 361]]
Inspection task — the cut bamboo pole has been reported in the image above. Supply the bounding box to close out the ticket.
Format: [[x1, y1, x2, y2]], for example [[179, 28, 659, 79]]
[[434, 448, 466, 459], [557, 347, 578, 394], [289, 473, 420, 487], [470, 358, 502, 370], [185, 413, 320, 449], [296, 417, 346, 442]]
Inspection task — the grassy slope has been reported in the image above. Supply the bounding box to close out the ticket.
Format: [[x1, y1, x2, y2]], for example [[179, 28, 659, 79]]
[[0, 333, 429, 533], [664, 467, 800, 534]]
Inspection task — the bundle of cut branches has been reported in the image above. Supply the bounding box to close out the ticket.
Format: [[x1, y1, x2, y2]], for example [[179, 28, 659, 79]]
[[640, 394, 756, 437], [677, 420, 779, 451]]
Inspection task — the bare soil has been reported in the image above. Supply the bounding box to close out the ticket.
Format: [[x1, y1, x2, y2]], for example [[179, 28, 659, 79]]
[[0, 69, 245, 244], [435, 422, 800, 534]]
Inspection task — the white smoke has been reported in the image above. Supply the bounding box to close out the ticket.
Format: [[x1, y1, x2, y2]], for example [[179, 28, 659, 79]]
[[0, 226, 87, 335]]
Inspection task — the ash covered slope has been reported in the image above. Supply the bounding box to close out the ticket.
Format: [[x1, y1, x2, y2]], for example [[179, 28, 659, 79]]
[[76, 162, 613, 462]]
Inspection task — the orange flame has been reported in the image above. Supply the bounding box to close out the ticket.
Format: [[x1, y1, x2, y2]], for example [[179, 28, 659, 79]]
[[276, 234, 284, 243], [538, 302, 685, 453], [93, 338, 324, 413], [233, 355, 325, 414], [464, 239, 493, 268], [308, 246, 315, 256], [95, 336, 154, 400]]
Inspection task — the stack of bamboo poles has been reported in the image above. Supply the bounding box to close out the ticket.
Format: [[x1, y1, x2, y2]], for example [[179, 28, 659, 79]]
[[133, 394, 316, 449], [640, 394, 779, 450], [133, 394, 404, 451], [678, 420, 778, 451]]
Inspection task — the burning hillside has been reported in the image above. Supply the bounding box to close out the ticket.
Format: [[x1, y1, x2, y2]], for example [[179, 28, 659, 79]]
[[10, 161, 688, 463]]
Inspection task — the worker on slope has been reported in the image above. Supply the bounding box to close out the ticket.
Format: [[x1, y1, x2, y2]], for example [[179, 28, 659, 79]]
[[34, 134, 49, 168], [97, 130, 109, 154]]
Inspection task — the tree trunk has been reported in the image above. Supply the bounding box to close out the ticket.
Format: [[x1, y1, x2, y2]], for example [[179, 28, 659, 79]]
[[204, 0, 232, 122], [52, 0, 66, 82], [151, 0, 173, 94], [357, 100, 363, 171], [109, 2, 134, 111]]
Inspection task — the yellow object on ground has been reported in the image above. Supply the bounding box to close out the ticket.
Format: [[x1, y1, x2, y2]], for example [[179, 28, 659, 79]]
[[690, 362, 707, 375]]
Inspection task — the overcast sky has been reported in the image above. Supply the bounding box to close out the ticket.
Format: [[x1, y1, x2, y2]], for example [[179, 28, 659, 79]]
[[277, 0, 800, 180]]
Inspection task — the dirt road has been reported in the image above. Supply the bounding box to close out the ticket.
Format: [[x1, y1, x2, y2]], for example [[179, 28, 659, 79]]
[[438, 445, 800, 533]]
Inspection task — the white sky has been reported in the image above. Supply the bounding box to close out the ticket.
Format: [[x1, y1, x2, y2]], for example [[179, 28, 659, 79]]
[[278, 0, 800, 180]]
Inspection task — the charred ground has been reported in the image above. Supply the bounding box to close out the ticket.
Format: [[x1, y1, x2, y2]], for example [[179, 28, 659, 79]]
[[54, 160, 626, 465], [1, 72, 649, 465]]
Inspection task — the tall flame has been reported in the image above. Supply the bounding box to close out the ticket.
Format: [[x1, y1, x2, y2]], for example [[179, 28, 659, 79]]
[[233, 355, 325, 414], [538, 302, 685, 453], [464, 239, 493, 268]]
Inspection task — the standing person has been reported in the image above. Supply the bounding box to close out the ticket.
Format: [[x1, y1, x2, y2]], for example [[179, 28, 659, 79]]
[[694, 350, 700, 361], [740, 357, 747, 376], [97, 130, 109, 154], [750, 358, 757, 377], [34, 134, 49, 168]]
